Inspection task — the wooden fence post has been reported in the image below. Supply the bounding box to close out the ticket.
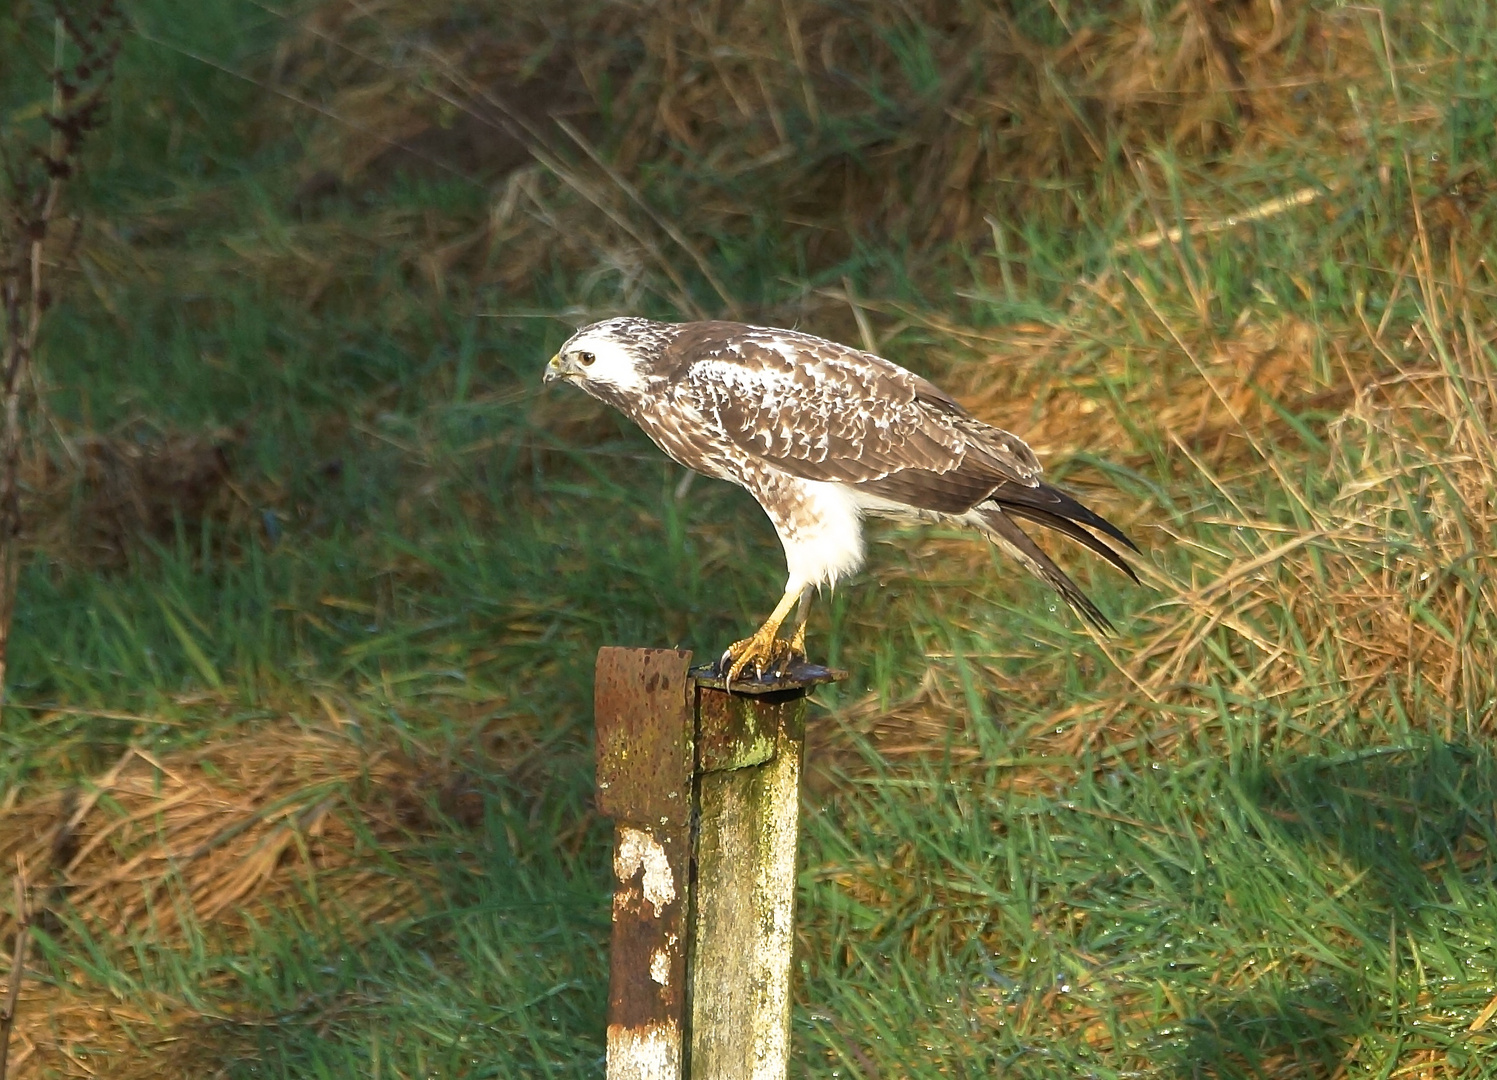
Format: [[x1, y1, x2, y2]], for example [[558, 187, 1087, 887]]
[[595, 647, 843, 1080]]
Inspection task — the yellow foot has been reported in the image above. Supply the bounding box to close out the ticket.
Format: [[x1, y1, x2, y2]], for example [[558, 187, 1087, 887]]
[[723, 626, 802, 683], [787, 619, 806, 657]]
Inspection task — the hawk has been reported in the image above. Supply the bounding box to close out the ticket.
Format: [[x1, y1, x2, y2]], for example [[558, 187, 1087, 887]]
[[544, 318, 1137, 681]]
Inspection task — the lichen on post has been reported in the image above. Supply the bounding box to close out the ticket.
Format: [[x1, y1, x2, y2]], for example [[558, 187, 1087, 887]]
[[686, 681, 809, 1078]]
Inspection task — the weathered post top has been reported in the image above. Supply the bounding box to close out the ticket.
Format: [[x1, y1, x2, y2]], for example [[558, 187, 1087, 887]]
[[690, 657, 846, 696], [595, 647, 844, 1080]]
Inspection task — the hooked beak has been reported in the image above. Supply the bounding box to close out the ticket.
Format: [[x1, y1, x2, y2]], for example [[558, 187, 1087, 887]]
[[543, 353, 567, 384]]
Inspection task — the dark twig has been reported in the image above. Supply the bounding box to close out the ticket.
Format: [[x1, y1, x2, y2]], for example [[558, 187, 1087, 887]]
[[1185, 0, 1255, 123], [0, 1, 122, 700], [0, 855, 30, 1080]]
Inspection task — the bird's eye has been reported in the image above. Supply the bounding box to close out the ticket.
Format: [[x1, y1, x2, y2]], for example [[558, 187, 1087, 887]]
[[577, 351, 596, 366]]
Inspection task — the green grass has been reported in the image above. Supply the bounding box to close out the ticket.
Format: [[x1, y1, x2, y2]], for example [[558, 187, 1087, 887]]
[[3, 0, 1497, 1075], [798, 735, 1497, 1077]]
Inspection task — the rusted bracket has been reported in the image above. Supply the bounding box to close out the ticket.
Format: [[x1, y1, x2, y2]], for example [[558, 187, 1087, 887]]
[[596, 647, 695, 1079], [595, 648, 845, 1080]]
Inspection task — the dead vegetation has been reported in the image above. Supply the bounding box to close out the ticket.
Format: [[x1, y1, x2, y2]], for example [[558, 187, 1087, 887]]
[[26, 426, 244, 567], [147, 0, 1393, 321], [0, 720, 493, 1075], [0, 727, 433, 940]]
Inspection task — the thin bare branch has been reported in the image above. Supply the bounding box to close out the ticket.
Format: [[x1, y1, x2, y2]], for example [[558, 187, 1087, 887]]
[[0, 855, 30, 1080]]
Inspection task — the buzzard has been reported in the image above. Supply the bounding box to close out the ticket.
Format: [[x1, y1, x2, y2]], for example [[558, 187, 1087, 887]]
[[544, 318, 1137, 681]]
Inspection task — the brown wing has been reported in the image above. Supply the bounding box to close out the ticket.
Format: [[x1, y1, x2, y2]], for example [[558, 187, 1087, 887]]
[[664, 322, 1041, 514]]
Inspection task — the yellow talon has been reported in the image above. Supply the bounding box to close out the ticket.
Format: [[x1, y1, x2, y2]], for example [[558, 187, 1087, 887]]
[[723, 586, 807, 682], [724, 627, 794, 683]]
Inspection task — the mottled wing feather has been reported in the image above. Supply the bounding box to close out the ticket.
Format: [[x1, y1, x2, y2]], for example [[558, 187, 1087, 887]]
[[665, 322, 1040, 509]]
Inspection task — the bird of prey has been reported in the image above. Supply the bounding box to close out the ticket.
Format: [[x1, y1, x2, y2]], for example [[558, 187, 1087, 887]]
[[544, 318, 1137, 681]]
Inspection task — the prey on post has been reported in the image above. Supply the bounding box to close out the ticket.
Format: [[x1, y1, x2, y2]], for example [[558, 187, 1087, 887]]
[[544, 318, 1139, 683]]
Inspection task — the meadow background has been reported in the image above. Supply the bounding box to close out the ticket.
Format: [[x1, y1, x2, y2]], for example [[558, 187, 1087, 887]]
[[0, 0, 1495, 1075]]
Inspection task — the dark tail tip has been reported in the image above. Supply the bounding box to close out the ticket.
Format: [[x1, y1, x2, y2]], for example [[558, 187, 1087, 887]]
[[978, 506, 1120, 634]]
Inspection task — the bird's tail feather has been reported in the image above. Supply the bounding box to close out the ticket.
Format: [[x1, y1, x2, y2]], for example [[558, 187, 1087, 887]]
[[989, 480, 1139, 553], [995, 503, 1139, 584], [974, 504, 1120, 634]]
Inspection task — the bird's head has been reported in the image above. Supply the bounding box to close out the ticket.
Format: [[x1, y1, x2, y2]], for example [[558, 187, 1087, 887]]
[[544, 317, 671, 398]]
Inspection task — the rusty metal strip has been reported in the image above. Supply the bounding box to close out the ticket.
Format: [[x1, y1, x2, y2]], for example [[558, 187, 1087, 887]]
[[595, 648, 694, 1080]]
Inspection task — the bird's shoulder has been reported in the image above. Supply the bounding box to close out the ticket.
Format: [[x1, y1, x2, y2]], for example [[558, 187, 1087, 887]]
[[663, 321, 959, 409]]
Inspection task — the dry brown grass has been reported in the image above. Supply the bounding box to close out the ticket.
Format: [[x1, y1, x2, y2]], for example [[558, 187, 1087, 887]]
[[1108, 255, 1493, 742], [0, 719, 474, 1074], [819, 237, 1497, 769], [144, 0, 1395, 323]]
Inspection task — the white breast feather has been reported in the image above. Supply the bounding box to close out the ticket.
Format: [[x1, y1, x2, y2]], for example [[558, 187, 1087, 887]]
[[779, 480, 866, 592]]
